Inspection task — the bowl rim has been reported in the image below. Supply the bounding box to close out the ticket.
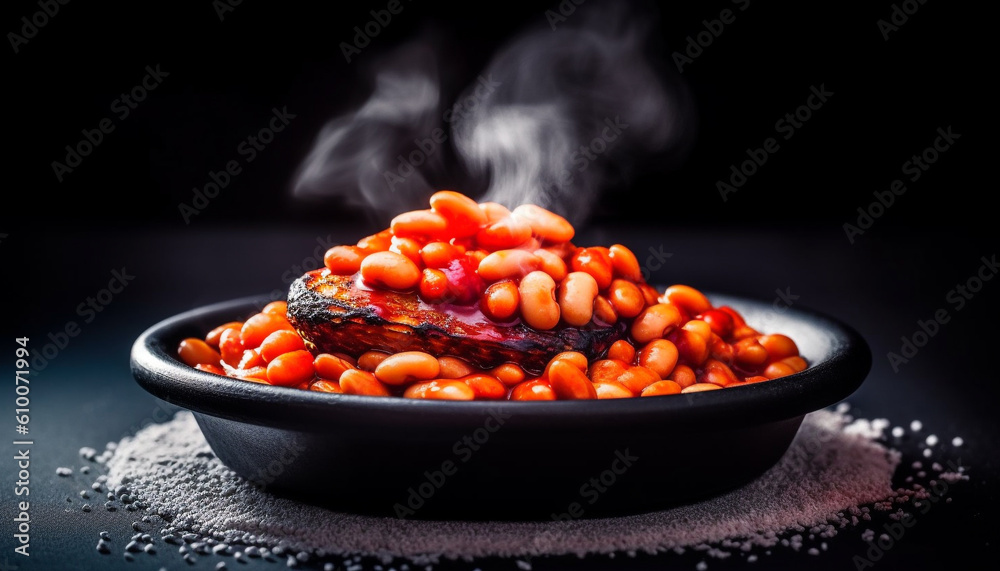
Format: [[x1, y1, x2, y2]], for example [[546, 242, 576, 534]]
[[130, 292, 871, 431]]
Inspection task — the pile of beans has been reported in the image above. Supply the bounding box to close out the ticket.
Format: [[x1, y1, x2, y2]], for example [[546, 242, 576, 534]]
[[176, 191, 807, 400]]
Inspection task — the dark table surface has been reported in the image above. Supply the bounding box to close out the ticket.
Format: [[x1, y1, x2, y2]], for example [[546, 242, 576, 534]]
[[2, 224, 996, 571]]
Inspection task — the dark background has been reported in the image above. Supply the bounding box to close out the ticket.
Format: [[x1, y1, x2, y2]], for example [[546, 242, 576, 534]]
[[2, 1, 996, 570]]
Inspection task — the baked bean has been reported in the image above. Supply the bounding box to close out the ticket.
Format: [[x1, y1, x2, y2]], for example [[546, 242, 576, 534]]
[[340, 369, 392, 396], [638, 339, 679, 379], [616, 365, 660, 394], [548, 360, 597, 399], [593, 295, 618, 325], [668, 328, 710, 367], [391, 209, 449, 238], [608, 244, 642, 282], [570, 247, 613, 290], [465, 249, 489, 264], [519, 271, 560, 330], [219, 328, 244, 367], [178, 338, 222, 368], [259, 330, 306, 363], [780, 356, 808, 373], [234, 366, 269, 383], [639, 284, 661, 307], [389, 237, 424, 266], [682, 319, 712, 342], [744, 375, 770, 384], [356, 230, 392, 253], [607, 340, 636, 364], [662, 285, 712, 316], [419, 268, 450, 302], [481, 280, 520, 321], [374, 351, 441, 385], [640, 380, 682, 397], [262, 301, 288, 316], [205, 321, 242, 348], [668, 364, 697, 389], [357, 350, 390, 371], [309, 379, 343, 393], [533, 248, 568, 282], [731, 325, 762, 341], [763, 361, 796, 379], [734, 337, 769, 368], [594, 380, 634, 399], [716, 305, 747, 328], [759, 334, 800, 361], [266, 350, 315, 387], [404, 380, 476, 400], [558, 271, 599, 326], [510, 379, 556, 401], [631, 303, 682, 344], [681, 383, 722, 393], [461, 374, 507, 399], [314, 353, 355, 381], [323, 245, 367, 275], [700, 359, 739, 387], [240, 313, 295, 349], [544, 351, 589, 376], [476, 216, 533, 250], [589, 359, 628, 384], [194, 363, 226, 376], [478, 201, 512, 223], [420, 241, 461, 269], [708, 334, 734, 363], [438, 356, 474, 379], [510, 204, 575, 242], [699, 309, 734, 338], [608, 279, 644, 319], [478, 249, 542, 282], [360, 251, 421, 291], [490, 363, 526, 386], [430, 190, 487, 237]]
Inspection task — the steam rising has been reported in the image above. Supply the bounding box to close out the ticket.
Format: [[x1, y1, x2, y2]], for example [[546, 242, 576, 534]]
[[293, 2, 690, 224]]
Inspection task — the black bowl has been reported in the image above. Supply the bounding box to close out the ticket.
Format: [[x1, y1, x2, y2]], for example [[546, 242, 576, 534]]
[[130, 293, 870, 521]]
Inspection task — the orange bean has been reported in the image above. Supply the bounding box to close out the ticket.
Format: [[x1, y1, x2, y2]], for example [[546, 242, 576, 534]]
[[543, 351, 589, 377], [461, 374, 507, 399], [617, 366, 660, 394], [205, 321, 242, 348], [570, 247, 613, 290], [479, 201, 512, 223], [638, 339, 679, 379], [262, 301, 288, 316], [332, 352, 357, 366], [478, 249, 542, 282], [744, 375, 770, 384], [314, 353, 355, 381], [607, 340, 636, 364], [700, 359, 739, 387], [481, 280, 520, 321], [759, 334, 800, 361], [259, 330, 306, 363], [309, 379, 343, 393], [509, 379, 557, 400], [608, 279, 644, 319], [324, 245, 367, 274], [194, 363, 226, 376], [438, 356, 474, 379], [668, 328, 710, 367], [218, 328, 244, 367], [630, 303, 682, 344], [593, 380, 634, 399], [716, 305, 747, 328], [476, 216, 532, 250], [593, 295, 618, 325], [391, 209, 449, 238], [781, 356, 808, 373], [266, 350, 315, 387], [734, 337, 769, 368], [357, 350, 390, 371], [356, 231, 392, 253], [700, 309, 734, 338], [374, 351, 440, 385], [430, 190, 487, 237], [682, 319, 712, 342], [234, 366, 269, 383], [708, 334, 734, 364], [240, 313, 295, 349], [340, 369, 392, 396], [490, 363, 526, 386], [763, 361, 796, 379], [661, 285, 712, 316], [533, 248, 568, 282], [681, 383, 722, 393], [465, 249, 488, 264], [178, 338, 223, 368], [589, 359, 628, 384], [419, 268, 450, 302], [389, 236, 424, 266], [511, 204, 575, 242], [731, 325, 762, 341], [360, 251, 421, 291], [608, 244, 642, 282], [639, 283, 661, 307], [404, 380, 476, 400], [557, 271, 599, 326], [238, 348, 265, 369], [668, 364, 697, 389], [548, 360, 597, 400], [640, 380, 682, 397], [519, 271, 560, 330], [419, 241, 459, 269]]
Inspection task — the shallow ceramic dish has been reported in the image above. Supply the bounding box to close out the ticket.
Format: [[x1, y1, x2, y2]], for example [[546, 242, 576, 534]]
[[130, 292, 870, 520]]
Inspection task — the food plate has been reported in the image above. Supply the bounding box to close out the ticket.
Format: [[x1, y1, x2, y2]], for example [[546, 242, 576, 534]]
[[130, 292, 870, 520]]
